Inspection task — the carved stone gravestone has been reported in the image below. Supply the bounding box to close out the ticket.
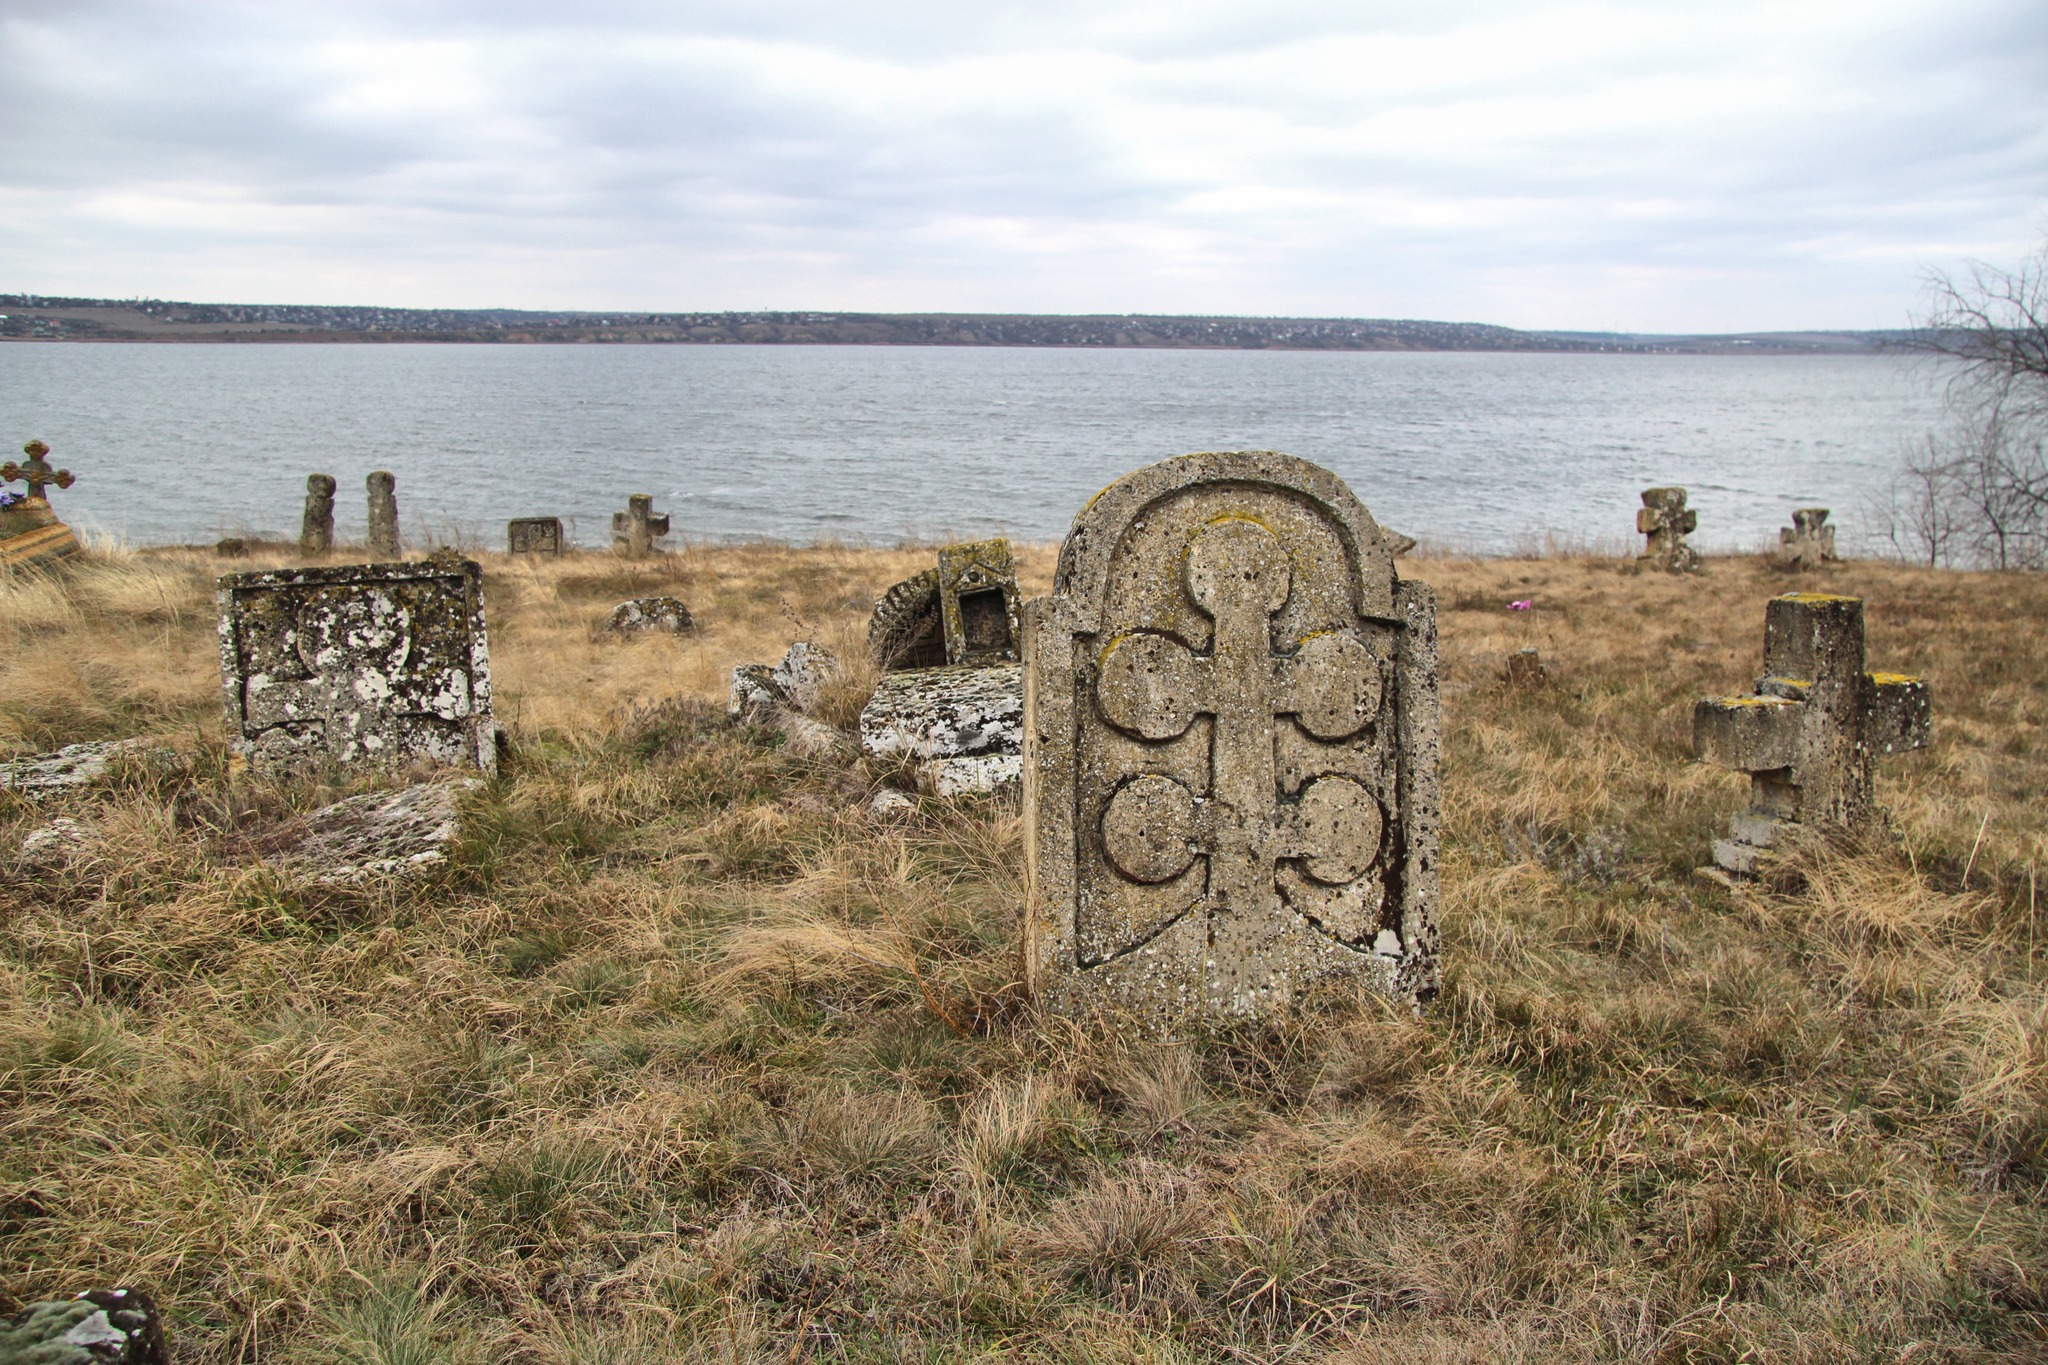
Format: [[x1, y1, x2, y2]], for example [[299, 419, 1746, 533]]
[[1693, 593, 1928, 879], [300, 474, 336, 554], [218, 561, 496, 776], [367, 471, 401, 558], [612, 494, 670, 557], [1775, 507, 1837, 570], [938, 536, 1023, 666], [1637, 486, 1700, 573], [0, 439, 82, 568], [507, 516, 564, 555], [1024, 450, 1440, 1027]]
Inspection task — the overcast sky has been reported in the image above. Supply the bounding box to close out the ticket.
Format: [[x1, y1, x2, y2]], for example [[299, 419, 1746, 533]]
[[2, 0, 2044, 330]]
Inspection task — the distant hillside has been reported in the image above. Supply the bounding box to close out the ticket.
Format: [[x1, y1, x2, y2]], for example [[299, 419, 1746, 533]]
[[0, 294, 1908, 353]]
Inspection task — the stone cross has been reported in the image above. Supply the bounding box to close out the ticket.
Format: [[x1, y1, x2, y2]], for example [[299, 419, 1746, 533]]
[[2, 440, 76, 503], [218, 560, 496, 776], [507, 516, 564, 555], [1693, 592, 1928, 879], [937, 536, 1022, 665], [1775, 507, 1837, 570], [612, 494, 669, 557], [1637, 486, 1700, 573], [300, 474, 336, 554], [1025, 449, 1440, 1027], [367, 470, 400, 558]]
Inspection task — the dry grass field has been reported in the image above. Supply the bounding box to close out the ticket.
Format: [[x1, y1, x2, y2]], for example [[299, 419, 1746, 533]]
[[2, 540, 2044, 1363]]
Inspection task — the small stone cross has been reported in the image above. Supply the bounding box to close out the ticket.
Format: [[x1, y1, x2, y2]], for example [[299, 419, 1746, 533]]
[[2, 440, 76, 503], [1775, 507, 1837, 570], [612, 494, 670, 557], [1693, 592, 1928, 878], [1093, 517, 1385, 950], [1637, 486, 1700, 573]]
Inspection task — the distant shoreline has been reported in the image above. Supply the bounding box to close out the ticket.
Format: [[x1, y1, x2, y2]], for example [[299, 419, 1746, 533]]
[[1, 294, 1906, 355]]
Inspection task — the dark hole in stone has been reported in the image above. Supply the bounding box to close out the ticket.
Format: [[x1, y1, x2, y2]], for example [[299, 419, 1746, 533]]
[[960, 589, 1011, 654]]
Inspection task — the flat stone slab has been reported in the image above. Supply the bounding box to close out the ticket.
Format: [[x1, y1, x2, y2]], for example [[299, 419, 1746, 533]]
[[0, 739, 180, 799], [922, 753, 1022, 796], [274, 780, 478, 884], [859, 665, 1022, 762]]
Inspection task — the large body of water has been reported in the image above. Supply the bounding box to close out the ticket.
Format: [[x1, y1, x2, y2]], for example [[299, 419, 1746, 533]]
[[0, 344, 1942, 554]]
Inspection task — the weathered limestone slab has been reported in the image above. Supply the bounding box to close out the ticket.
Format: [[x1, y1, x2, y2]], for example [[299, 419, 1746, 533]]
[[860, 664, 1023, 793], [218, 560, 496, 776], [0, 739, 181, 799], [366, 471, 400, 557], [276, 780, 478, 883], [0, 439, 82, 568], [18, 816, 94, 867], [938, 537, 1023, 666], [0, 1288, 168, 1364], [1636, 486, 1700, 573], [1774, 507, 1837, 570], [728, 643, 856, 758], [1025, 450, 1441, 1026], [508, 516, 564, 555], [1693, 592, 1929, 879], [300, 474, 336, 554], [607, 595, 694, 633], [612, 494, 670, 557]]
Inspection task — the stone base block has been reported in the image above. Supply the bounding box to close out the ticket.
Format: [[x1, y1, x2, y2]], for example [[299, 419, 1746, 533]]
[[919, 753, 1021, 796]]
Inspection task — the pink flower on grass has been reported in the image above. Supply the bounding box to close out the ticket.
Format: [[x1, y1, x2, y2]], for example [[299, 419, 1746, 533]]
[[1508, 599, 1533, 611]]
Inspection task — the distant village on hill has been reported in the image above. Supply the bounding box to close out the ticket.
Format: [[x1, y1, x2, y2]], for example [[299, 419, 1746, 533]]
[[0, 293, 1903, 354]]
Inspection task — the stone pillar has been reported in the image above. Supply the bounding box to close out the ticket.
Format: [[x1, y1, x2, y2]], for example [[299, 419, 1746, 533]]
[[300, 474, 336, 554], [367, 471, 400, 558]]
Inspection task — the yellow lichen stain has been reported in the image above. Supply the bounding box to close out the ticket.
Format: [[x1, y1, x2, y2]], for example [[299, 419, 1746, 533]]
[[1708, 696, 1800, 709], [1868, 672, 1924, 687], [1775, 592, 1857, 605]]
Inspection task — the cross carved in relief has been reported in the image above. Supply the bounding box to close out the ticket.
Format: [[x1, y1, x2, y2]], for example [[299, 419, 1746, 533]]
[[2, 440, 76, 503], [1092, 516, 1387, 929]]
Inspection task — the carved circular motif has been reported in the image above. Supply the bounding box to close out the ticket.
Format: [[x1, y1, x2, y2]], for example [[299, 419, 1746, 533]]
[[1096, 631, 1201, 739], [1294, 775, 1383, 885], [302, 590, 412, 672], [1289, 632, 1383, 740], [1101, 773, 1199, 883], [1185, 516, 1291, 617]]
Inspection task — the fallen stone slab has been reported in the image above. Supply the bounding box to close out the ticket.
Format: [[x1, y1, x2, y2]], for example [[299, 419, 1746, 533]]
[[18, 816, 95, 867], [0, 740, 183, 800], [859, 665, 1021, 762], [921, 753, 1022, 796], [0, 1288, 168, 1364], [274, 780, 479, 884], [607, 595, 695, 634]]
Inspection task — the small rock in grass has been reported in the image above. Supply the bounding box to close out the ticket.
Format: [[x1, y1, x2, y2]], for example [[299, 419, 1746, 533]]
[[769, 642, 839, 715], [869, 788, 917, 819], [607, 596, 695, 634], [19, 816, 95, 866], [0, 1287, 168, 1364]]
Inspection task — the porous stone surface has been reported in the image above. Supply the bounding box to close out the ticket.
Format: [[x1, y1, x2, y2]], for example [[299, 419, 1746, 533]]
[[1024, 450, 1440, 1028], [769, 642, 838, 714], [922, 753, 1022, 796], [868, 569, 946, 671], [0, 739, 180, 799], [869, 788, 917, 819], [728, 645, 856, 757], [18, 817, 94, 866], [860, 665, 1023, 762], [1636, 486, 1701, 573], [611, 494, 670, 557], [938, 537, 1023, 666], [0, 1288, 168, 1364], [1693, 592, 1930, 880], [366, 470, 400, 558], [508, 516, 564, 555], [1504, 647, 1549, 689], [1775, 507, 1838, 570], [300, 474, 336, 554], [606, 596, 694, 634], [728, 663, 781, 722], [218, 560, 497, 777], [277, 779, 478, 884]]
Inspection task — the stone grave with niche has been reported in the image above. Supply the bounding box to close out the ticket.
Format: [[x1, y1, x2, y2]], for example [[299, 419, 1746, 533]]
[[937, 537, 1023, 666], [612, 494, 670, 557], [508, 516, 564, 555], [218, 560, 496, 776], [1636, 486, 1701, 573], [0, 440, 82, 568], [300, 474, 336, 554], [1023, 449, 1441, 1027], [367, 471, 401, 557], [1693, 592, 1928, 880], [1775, 507, 1837, 570]]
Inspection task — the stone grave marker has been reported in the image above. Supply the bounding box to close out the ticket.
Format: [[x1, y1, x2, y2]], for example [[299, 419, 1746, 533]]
[[218, 560, 496, 776], [1024, 450, 1440, 1026], [508, 516, 564, 555], [612, 494, 670, 557], [937, 536, 1023, 666], [0, 439, 82, 568], [1775, 507, 1837, 570], [1636, 486, 1701, 573], [1693, 592, 1928, 879], [367, 470, 401, 557], [300, 474, 336, 554]]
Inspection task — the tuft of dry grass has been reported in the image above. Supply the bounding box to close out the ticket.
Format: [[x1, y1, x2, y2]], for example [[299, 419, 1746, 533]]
[[2, 541, 2046, 1362]]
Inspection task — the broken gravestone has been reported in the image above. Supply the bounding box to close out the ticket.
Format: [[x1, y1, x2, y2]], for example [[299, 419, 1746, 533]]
[[860, 664, 1023, 795], [272, 780, 478, 884], [607, 596, 694, 634], [0, 1288, 168, 1364], [507, 516, 564, 555], [1774, 507, 1837, 570], [0, 439, 82, 568], [300, 474, 336, 554], [938, 537, 1023, 666], [1636, 486, 1700, 573], [1693, 592, 1929, 880], [1023, 449, 1441, 1027], [612, 494, 670, 557], [217, 560, 496, 776], [729, 643, 855, 759], [367, 471, 401, 558], [0, 739, 184, 799]]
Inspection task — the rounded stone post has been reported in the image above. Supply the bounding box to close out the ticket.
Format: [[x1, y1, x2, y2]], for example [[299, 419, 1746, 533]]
[[366, 471, 400, 558], [299, 474, 336, 554]]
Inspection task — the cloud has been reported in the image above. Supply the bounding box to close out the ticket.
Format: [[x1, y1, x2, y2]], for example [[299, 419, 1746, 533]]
[[0, 0, 2043, 327]]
